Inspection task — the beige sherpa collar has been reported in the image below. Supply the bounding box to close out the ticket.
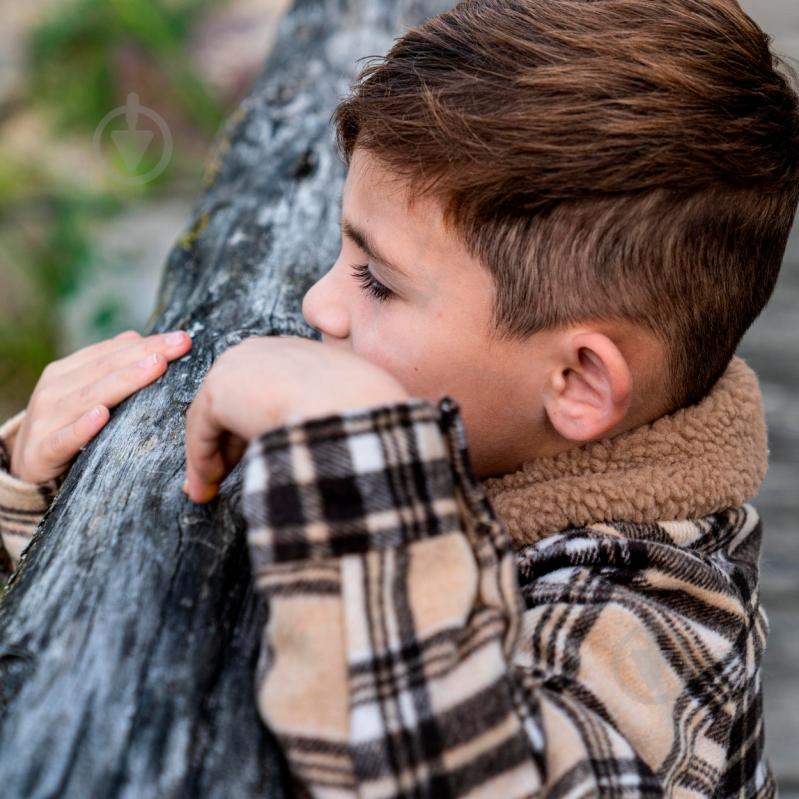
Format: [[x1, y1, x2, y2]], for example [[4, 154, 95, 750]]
[[481, 355, 768, 547]]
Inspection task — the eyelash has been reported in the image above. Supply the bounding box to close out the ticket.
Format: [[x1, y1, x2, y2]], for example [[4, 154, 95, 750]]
[[350, 262, 394, 303]]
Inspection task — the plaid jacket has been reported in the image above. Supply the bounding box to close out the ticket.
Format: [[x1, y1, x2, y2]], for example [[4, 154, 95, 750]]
[[1, 356, 775, 798], [240, 374, 774, 798]]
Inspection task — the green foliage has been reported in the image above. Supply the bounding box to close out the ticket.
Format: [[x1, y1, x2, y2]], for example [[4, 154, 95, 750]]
[[0, 161, 124, 412], [1, 0, 234, 415], [27, 0, 227, 134]]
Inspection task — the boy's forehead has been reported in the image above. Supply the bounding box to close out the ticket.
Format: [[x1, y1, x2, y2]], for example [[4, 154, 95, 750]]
[[342, 150, 451, 275], [343, 149, 421, 219]]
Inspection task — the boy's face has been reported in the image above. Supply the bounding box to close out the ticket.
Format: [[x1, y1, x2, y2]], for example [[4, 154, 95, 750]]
[[302, 147, 562, 478]]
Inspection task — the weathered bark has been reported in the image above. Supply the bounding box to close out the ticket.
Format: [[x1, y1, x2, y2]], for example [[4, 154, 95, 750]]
[[0, 0, 451, 795]]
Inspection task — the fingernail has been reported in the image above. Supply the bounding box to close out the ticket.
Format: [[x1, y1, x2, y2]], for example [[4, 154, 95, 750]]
[[182, 478, 189, 494], [139, 353, 161, 368], [165, 331, 187, 347]]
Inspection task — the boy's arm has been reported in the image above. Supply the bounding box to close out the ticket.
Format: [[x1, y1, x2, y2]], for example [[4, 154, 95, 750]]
[[241, 397, 545, 796], [241, 396, 697, 797], [0, 410, 64, 582]]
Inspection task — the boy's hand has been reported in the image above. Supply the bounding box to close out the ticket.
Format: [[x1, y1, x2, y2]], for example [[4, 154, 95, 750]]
[[182, 335, 410, 504], [10, 329, 193, 485]]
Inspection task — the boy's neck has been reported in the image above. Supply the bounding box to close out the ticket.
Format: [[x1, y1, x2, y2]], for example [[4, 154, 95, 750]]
[[480, 356, 767, 546]]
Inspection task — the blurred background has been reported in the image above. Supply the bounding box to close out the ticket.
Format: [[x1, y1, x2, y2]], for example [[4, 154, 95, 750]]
[[0, 0, 796, 790], [0, 0, 290, 419]]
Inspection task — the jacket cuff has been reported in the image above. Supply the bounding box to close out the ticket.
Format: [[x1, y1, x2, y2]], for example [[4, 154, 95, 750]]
[[0, 410, 65, 568], [242, 396, 465, 566], [0, 409, 66, 500]]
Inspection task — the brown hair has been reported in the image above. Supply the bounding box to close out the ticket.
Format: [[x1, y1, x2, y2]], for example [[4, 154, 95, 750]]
[[332, 0, 799, 411]]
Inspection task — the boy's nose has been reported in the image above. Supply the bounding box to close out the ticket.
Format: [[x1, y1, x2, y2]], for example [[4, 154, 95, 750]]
[[302, 275, 350, 341]]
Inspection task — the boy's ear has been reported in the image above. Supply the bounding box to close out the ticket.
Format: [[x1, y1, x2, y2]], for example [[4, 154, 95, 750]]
[[543, 331, 633, 443]]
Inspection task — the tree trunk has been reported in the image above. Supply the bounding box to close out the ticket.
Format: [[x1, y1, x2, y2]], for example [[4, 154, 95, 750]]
[[0, 0, 450, 795]]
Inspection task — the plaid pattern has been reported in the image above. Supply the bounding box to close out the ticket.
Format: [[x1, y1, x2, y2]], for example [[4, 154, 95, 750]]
[[0, 392, 776, 797], [242, 396, 776, 799], [0, 410, 65, 586]]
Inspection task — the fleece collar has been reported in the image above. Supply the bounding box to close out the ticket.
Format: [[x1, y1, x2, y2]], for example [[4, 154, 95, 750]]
[[480, 356, 768, 547]]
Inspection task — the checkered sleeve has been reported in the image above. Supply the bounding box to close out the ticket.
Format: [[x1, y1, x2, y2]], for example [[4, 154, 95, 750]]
[[241, 395, 549, 798], [241, 394, 773, 798], [0, 410, 64, 586]]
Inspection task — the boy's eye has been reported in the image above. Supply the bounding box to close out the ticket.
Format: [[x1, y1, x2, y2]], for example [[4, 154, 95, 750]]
[[350, 262, 394, 303]]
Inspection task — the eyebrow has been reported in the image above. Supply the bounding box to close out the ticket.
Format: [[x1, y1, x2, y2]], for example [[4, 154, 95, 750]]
[[340, 216, 411, 279]]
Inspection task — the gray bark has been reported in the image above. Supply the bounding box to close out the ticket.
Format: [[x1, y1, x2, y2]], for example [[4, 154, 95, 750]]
[[0, 0, 451, 795]]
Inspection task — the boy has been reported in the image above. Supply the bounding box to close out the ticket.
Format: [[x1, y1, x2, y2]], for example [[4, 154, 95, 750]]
[[2, 0, 797, 796]]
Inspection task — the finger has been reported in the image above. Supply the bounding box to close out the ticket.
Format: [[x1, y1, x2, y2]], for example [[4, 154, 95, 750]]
[[183, 389, 229, 504], [78, 331, 191, 378], [39, 405, 110, 472], [42, 331, 141, 379], [54, 331, 193, 395], [51, 330, 190, 385], [115, 330, 141, 341], [56, 351, 170, 422]]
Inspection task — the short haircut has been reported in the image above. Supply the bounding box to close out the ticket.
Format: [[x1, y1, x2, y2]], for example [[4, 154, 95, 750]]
[[332, 0, 799, 412]]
